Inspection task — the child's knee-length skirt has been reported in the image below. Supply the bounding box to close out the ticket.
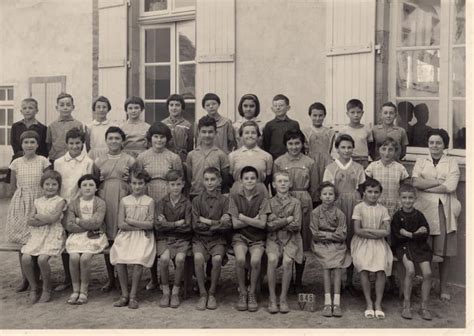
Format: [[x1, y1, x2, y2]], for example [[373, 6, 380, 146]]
[[351, 236, 393, 276], [21, 223, 65, 257], [66, 232, 108, 254], [110, 230, 156, 267], [312, 241, 352, 269]]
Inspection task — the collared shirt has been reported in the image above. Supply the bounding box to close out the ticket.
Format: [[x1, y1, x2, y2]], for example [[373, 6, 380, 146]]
[[192, 190, 230, 237], [10, 119, 48, 158], [412, 154, 461, 234], [121, 120, 151, 157], [233, 117, 264, 148], [228, 188, 271, 241], [372, 124, 409, 160], [86, 119, 118, 158], [323, 159, 366, 194], [54, 151, 95, 203], [46, 117, 84, 160], [155, 194, 192, 238], [162, 116, 194, 162], [229, 145, 272, 182], [137, 148, 183, 181], [195, 113, 236, 154], [339, 124, 373, 158], [302, 125, 335, 159], [274, 152, 317, 197], [186, 145, 229, 195], [262, 116, 300, 159]]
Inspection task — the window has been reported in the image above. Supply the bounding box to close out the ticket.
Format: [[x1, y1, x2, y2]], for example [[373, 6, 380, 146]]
[[0, 86, 14, 146], [141, 20, 196, 124], [143, 0, 195, 14], [389, 0, 465, 154]]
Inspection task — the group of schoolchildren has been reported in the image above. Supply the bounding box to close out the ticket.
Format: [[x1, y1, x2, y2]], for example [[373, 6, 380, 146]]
[[7, 90, 435, 321]]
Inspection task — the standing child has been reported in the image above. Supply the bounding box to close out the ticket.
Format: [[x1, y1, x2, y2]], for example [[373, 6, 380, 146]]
[[302, 102, 335, 199], [391, 184, 433, 320], [323, 134, 366, 292], [7, 130, 51, 292], [21, 170, 67, 303], [198, 93, 236, 154], [262, 94, 300, 160], [46, 93, 84, 163], [65, 174, 108, 305], [310, 182, 352, 317], [110, 167, 156, 309], [351, 178, 393, 319], [86, 96, 117, 160], [233, 94, 264, 148], [229, 166, 270, 312], [154, 170, 192, 308], [162, 94, 194, 163], [339, 99, 373, 168], [192, 167, 232, 310], [121, 96, 150, 158], [266, 172, 303, 314], [274, 129, 317, 290], [372, 102, 409, 161]]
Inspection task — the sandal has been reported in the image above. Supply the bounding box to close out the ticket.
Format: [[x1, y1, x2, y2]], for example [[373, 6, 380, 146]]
[[322, 304, 333, 317], [67, 292, 80, 305], [77, 293, 88, 305], [38, 289, 52, 303], [440, 293, 451, 302], [364, 309, 375, 319], [128, 297, 139, 309], [375, 310, 386, 319], [113, 296, 129, 307]]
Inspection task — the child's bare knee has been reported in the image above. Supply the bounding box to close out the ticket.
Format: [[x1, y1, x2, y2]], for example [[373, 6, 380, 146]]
[[212, 255, 222, 267], [194, 253, 204, 265], [174, 254, 185, 266], [235, 256, 246, 268], [160, 255, 170, 266], [21, 254, 32, 264], [37, 255, 49, 265], [282, 257, 293, 270], [250, 257, 262, 269], [405, 268, 415, 278], [422, 269, 432, 279], [70, 254, 80, 262], [267, 254, 278, 266]]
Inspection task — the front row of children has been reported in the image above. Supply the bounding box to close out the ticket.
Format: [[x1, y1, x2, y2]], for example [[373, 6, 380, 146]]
[[18, 152, 434, 321]]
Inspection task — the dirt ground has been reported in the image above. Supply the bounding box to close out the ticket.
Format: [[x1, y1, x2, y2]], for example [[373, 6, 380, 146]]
[[0, 198, 466, 329]]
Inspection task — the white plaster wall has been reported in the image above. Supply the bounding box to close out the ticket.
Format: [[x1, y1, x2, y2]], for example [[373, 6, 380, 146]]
[[235, 0, 326, 126], [0, 0, 93, 126]]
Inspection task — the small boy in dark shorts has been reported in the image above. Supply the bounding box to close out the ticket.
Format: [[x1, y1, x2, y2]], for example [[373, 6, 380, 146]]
[[192, 167, 232, 311], [229, 166, 270, 312], [155, 170, 192, 309]]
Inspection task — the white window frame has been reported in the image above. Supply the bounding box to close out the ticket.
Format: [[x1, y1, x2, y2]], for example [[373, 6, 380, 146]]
[[388, 0, 465, 159], [140, 0, 195, 23], [0, 85, 15, 147]]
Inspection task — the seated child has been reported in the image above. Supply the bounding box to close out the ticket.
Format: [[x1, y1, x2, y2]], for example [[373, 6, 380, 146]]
[[229, 166, 270, 312], [391, 184, 433, 321], [192, 167, 232, 310], [266, 172, 303, 314], [65, 174, 108, 305], [155, 170, 192, 309]]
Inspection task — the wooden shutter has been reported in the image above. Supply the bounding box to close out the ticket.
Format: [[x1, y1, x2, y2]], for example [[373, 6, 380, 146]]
[[98, 0, 128, 122], [195, 0, 235, 120], [29, 76, 66, 125], [326, 0, 376, 129]]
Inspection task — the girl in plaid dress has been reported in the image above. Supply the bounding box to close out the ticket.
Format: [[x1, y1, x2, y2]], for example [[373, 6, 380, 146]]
[[7, 130, 50, 292]]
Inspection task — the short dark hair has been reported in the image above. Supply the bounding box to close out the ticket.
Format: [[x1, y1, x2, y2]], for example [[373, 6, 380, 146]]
[[272, 94, 289, 105], [65, 127, 85, 144], [198, 115, 217, 131], [202, 93, 221, 108], [77, 174, 99, 189], [166, 94, 186, 111], [283, 129, 306, 147], [128, 164, 151, 184], [428, 128, 450, 148], [147, 122, 172, 143], [40, 169, 62, 190], [92, 96, 112, 111], [239, 120, 261, 137], [318, 181, 339, 200], [22, 98, 38, 110], [57, 92, 74, 105], [238, 94, 260, 117], [203, 166, 221, 178], [346, 98, 363, 111], [20, 130, 40, 144], [165, 169, 184, 182], [240, 165, 259, 180], [335, 134, 355, 148], [105, 126, 126, 141], [399, 183, 417, 195], [308, 102, 326, 116], [358, 177, 382, 195], [124, 96, 145, 111], [381, 101, 397, 111]]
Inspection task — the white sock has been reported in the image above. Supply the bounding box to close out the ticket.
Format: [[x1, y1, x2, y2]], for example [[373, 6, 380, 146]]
[[333, 294, 341, 306], [324, 293, 332, 305]]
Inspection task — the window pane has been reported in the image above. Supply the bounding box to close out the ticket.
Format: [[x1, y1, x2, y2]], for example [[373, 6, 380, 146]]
[[7, 88, 13, 100], [0, 109, 5, 125], [7, 128, 11, 145], [145, 66, 171, 100], [145, 28, 170, 63], [398, 0, 440, 47], [0, 90, 5, 101], [145, 0, 167, 12], [452, 47, 465, 97], [175, 0, 195, 9], [182, 102, 195, 125], [396, 100, 439, 147], [396, 50, 439, 97], [454, 0, 465, 44], [178, 21, 196, 62], [179, 64, 195, 99], [7, 109, 13, 125], [144, 102, 167, 124], [453, 100, 465, 149], [0, 129, 5, 145]]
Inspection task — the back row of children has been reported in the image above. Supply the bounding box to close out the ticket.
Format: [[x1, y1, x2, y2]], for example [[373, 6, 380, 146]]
[[8, 91, 431, 320]]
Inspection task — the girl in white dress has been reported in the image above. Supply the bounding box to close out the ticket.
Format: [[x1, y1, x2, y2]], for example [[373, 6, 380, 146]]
[[21, 170, 66, 304], [65, 174, 108, 305], [110, 166, 156, 309], [351, 178, 392, 320]]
